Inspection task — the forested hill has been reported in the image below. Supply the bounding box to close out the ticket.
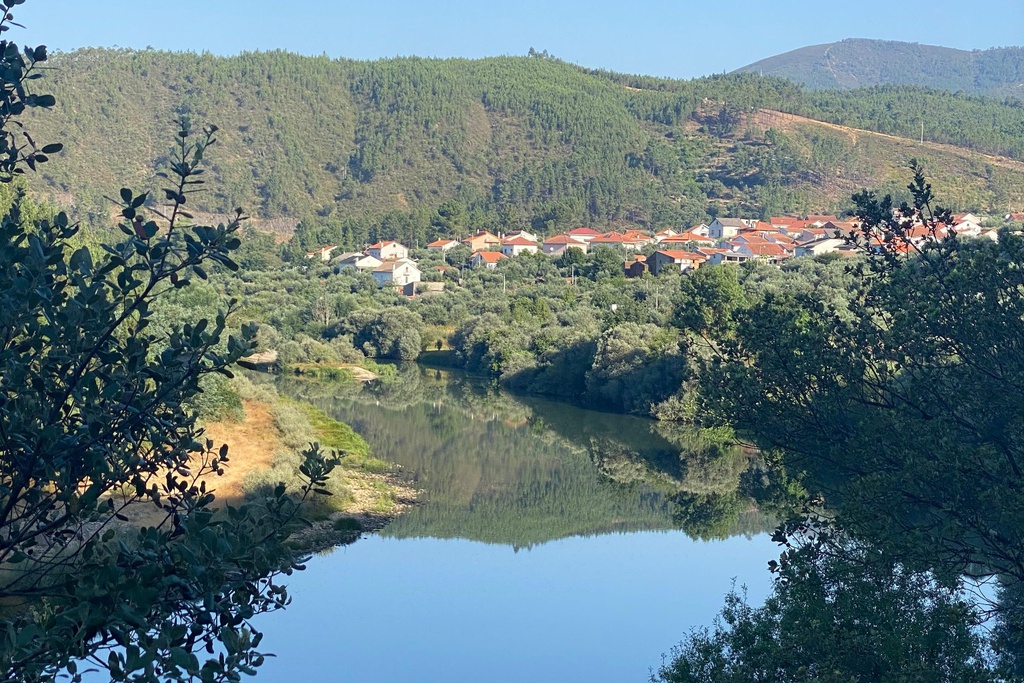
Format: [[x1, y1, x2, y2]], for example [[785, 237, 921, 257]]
[[735, 39, 1024, 98], [20, 49, 1024, 241]]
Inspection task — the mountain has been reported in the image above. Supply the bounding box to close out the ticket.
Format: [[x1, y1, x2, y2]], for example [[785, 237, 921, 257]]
[[735, 39, 1024, 98], [15, 49, 1024, 244]]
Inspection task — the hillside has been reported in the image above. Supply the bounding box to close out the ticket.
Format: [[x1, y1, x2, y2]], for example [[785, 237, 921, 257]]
[[735, 39, 1024, 98], [16, 49, 1024, 246]]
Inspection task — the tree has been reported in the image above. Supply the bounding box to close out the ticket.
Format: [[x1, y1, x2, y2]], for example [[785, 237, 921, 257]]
[[697, 164, 1024, 593], [653, 543, 996, 683], [0, 5, 336, 680]]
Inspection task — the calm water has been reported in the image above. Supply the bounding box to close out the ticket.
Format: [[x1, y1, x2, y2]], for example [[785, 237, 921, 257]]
[[256, 366, 778, 682]]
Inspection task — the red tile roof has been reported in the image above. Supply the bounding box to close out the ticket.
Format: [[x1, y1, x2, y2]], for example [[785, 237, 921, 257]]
[[544, 235, 587, 245], [501, 235, 538, 246], [472, 250, 506, 263], [657, 250, 707, 262]]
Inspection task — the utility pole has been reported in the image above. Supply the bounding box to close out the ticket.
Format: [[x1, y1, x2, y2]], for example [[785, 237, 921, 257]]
[[920, 121, 924, 145]]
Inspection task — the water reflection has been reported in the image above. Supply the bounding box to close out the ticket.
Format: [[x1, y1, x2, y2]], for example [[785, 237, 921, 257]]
[[275, 364, 774, 547]]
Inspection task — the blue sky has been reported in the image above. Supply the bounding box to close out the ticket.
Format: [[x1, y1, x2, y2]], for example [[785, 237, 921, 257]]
[[15, 0, 1024, 79]]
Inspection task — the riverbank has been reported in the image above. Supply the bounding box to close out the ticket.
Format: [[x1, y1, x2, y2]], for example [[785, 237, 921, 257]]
[[200, 378, 417, 547]]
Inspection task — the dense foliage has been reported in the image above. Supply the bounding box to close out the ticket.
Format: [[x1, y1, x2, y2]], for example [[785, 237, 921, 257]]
[[17, 49, 1024, 241], [647, 167, 1024, 678], [0, 7, 340, 679], [653, 544, 995, 683]]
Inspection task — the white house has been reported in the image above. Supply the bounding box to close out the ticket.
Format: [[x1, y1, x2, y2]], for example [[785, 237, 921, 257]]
[[335, 252, 383, 271], [504, 229, 538, 242], [426, 239, 460, 253], [541, 234, 589, 255], [501, 235, 539, 257], [305, 245, 338, 262], [372, 259, 421, 288], [471, 251, 507, 269], [708, 217, 749, 240], [794, 237, 848, 258], [367, 240, 409, 261], [564, 227, 602, 243]]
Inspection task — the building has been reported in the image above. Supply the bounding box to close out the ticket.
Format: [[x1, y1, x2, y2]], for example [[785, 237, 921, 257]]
[[367, 240, 409, 261], [794, 237, 849, 257], [335, 252, 383, 272], [462, 231, 501, 252], [731, 240, 791, 264], [624, 254, 649, 278], [660, 230, 716, 248], [504, 229, 538, 242], [471, 250, 507, 269], [648, 250, 707, 275], [708, 217, 749, 240], [427, 239, 460, 253], [305, 245, 338, 262], [590, 232, 643, 251], [500, 235, 539, 257], [565, 227, 602, 243], [542, 234, 589, 255], [371, 258, 421, 288]]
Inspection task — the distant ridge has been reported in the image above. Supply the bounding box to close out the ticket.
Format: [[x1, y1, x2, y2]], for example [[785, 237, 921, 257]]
[[735, 39, 1024, 98]]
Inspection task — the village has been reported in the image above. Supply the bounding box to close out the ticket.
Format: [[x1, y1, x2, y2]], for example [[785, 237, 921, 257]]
[[305, 212, 1004, 295]]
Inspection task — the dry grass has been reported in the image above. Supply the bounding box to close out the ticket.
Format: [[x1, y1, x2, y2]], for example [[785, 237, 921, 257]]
[[202, 400, 278, 503]]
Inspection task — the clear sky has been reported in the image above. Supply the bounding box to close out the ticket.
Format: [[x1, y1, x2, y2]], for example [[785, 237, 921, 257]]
[[14, 0, 1024, 79]]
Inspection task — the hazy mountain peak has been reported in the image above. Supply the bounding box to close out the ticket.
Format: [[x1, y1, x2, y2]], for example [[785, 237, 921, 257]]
[[735, 39, 1024, 98]]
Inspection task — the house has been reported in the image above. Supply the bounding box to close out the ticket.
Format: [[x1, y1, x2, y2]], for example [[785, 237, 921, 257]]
[[471, 250, 507, 269], [807, 214, 840, 226], [542, 234, 589, 255], [427, 239, 460, 253], [462, 231, 501, 252], [794, 237, 849, 257], [951, 213, 982, 235], [504, 229, 538, 242], [565, 227, 602, 243], [367, 240, 409, 261], [770, 216, 801, 229], [649, 250, 707, 275], [624, 254, 649, 278], [708, 217, 749, 240], [709, 249, 755, 266], [661, 229, 717, 247], [654, 228, 678, 242], [794, 227, 832, 243], [372, 258, 421, 288], [589, 231, 646, 251], [618, 230, 654, 250], [305, 245, 338, 262], [335, 252, 383, 272], [696, 247, 730, 262], [732, 240, 792, 263], [501, 235, 539, 257]]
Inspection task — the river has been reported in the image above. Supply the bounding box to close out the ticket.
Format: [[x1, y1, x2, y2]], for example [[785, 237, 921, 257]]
[[255, 365, 779, 682]]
